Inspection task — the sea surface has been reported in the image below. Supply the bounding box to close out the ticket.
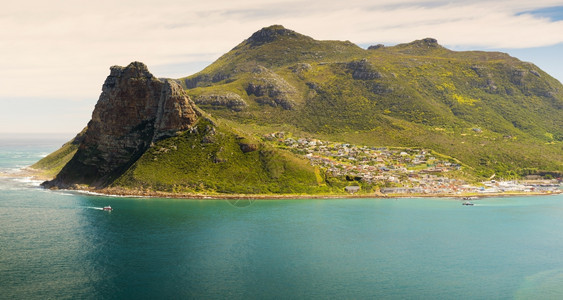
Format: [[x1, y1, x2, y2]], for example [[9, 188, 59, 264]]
[[1, 137, 563, 299]]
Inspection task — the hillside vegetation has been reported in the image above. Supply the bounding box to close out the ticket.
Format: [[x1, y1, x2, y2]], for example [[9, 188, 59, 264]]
[[180, 25, 563, 178], [33, 25, 562, 196], [30, 130, 85, 178], [112, 117, 328, 194]]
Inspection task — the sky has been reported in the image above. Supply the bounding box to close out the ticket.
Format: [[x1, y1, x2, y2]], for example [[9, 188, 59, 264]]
[[1, 0, 563, 135]]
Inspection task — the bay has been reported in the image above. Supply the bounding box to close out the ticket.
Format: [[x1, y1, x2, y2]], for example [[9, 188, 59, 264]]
[[1, 138, 562, 299]]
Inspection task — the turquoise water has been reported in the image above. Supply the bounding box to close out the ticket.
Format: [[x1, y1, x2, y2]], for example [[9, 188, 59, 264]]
[[1, 139, 563, 299]]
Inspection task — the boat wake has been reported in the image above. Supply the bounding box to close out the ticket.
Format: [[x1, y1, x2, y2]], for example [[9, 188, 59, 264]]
[[87, 207, 105, 210], [86, 206, 112, 211]]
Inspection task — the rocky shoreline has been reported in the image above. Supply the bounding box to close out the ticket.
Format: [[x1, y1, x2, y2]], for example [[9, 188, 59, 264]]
[[3, 168, 560, 200], [81, 187, 563, 200]]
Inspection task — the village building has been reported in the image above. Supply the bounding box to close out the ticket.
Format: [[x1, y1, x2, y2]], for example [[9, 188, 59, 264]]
[[345, 186, 361, 193]]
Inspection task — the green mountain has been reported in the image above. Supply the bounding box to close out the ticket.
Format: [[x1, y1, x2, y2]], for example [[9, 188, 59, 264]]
[[35, 25, 562, 195], [38, 61, 325, 194], [181, 25, 563, 178], [111, 117, 326, 195]]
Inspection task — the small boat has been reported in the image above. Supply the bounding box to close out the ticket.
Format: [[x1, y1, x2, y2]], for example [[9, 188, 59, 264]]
[[103, 206, 112, 211], [462, 201, 474, 206], [462, 196, 477, 200]]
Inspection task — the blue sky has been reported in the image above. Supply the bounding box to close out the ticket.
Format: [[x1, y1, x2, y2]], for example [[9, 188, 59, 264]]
[[518, 5, 563, 21], [1, 0, 563, 135]]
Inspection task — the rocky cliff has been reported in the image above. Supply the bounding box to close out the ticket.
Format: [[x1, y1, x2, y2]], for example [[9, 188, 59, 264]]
[[36, 26, 563, 193], [43, 62, 198, 188]]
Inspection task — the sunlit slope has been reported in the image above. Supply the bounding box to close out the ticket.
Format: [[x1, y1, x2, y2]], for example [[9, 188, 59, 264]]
[[30, 130, 85, 178], [112, 117, 327, 194], [179, 25, 563, 177]]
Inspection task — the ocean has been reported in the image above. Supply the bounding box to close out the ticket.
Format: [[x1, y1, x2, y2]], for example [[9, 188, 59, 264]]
[[1, 137, 563, 299]]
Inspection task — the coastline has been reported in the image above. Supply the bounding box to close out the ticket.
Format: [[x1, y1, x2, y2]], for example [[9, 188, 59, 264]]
[[3, 168, 560, 200], [48, 184, 563, 200]]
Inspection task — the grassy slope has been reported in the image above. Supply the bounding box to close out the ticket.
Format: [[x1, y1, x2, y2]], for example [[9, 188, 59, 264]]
[[31, 26, 562, 195], [30, 131, 84, 179], [179, 26, 563, 178], [112, 117, 329, 194]]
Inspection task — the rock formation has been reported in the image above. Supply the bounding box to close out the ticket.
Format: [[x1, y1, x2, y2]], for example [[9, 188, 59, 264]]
[[195, 92, 247, 111], [43, 62, 198, 188], [368, 44, 384, 50], [245, 65, 297, 110], [347, 59, 383, 80]]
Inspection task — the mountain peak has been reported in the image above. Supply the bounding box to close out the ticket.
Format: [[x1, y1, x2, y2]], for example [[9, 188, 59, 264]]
[[43, 62, 198, 188], [246, 25, 307, 46], [109, 61, 151, 77], [394, 37, 446, 54], [421, 37, 438, 45], [406, 37, 440, 47]]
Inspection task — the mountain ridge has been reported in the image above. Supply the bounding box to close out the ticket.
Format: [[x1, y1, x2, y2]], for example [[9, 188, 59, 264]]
[[180, 25, 562, 178], [39, 60, 326, 193], [34, 25, 562, 194]]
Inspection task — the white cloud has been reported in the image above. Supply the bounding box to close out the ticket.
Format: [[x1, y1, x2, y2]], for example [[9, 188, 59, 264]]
[[1, 0, 562, 109]]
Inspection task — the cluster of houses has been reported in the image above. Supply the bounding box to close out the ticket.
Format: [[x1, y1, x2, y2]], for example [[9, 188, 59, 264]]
[[264, 133, 471, 193], [263, 132, 561, 195], [478, 180, 560, 194]]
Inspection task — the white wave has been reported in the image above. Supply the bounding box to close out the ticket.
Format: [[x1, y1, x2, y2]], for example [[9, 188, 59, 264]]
[[72, 190, 119, 197], [54, 192, 75, 196], [86, 206, 104, 210], [0, 167, 24, 175], [70, 189, 145, 198], [53, 189, 136, 198], [12, 177, 43, 186]]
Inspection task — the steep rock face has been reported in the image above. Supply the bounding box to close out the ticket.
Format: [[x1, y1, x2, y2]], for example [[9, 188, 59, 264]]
[[44, 62, 198, 188], [154, 79, 198, 140]]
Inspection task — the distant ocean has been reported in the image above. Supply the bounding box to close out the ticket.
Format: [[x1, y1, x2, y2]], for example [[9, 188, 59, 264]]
[[1, 137, 563, 299]]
